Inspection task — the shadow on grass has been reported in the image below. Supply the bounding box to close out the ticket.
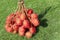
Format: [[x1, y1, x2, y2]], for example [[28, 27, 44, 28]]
[[40, 19, 48, 27], [32, 6, 51, 37], [38, 6, 51, 27]]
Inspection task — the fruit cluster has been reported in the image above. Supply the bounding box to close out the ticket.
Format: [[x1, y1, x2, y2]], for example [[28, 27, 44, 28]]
[[5, 1, 40, 38]]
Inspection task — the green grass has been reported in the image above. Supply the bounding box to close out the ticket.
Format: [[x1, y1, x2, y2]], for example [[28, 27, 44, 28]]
[[0, 0, 60, 40]]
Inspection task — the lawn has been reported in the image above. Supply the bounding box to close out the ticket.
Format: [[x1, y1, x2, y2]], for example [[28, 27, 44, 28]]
[[0, 0, 60, 40]]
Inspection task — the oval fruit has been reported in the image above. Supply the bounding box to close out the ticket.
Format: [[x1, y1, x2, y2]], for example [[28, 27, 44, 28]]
[[20, 13, 26, 20], [29, 27, 36, 34], [25, 31, 32, 38], [27, 9, 33, 14], [18, 27, 25, 36], [31, 13, 38, 19], [23, 20, 30, 29], [31, 19, 39, 27]]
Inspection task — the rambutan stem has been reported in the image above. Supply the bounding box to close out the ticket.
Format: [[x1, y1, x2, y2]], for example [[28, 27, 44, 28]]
[[18, 0, 24, 12], [14, 0, 24, 13]]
